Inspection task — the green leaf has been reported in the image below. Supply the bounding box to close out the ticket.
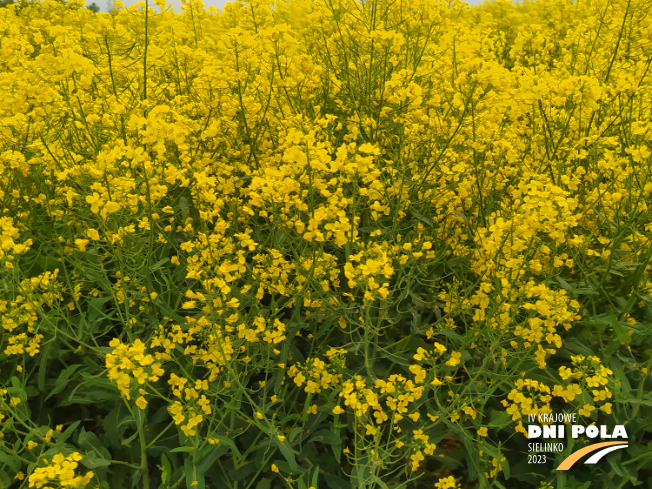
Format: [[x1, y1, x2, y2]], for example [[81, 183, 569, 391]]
[[289, 426, 303, 444], [555, 276, 573, 292], [279, 413, 301, 425], [196, 446, 222, 477], [323, 473, 348, 489], [501, 456, 510, 479], [489, 411, 512, 428], [80, 371, 117, 391], [255, 479, 272, 489], [185, 457, 205, 489], [385, 352, 411, 367], [410, 207, 433, 227], [313, 314, 340, 341], [607, 449, 626, 477], [46, 364, 82, 401], [311, 465, 319, 488], [79, 427, 111, 460], [161, 453, 171, 484], [616, 398, 652, 407], [309, 429, 340, 446], [81, 457, 112, 469], [0, 450, 21, 472], [274, 437, 298, 472], [458, 432, 480, 481], [38, 340, 51, 393], [122, 430, 140, 447], [88, 296, 114, 323], [132, 466, 142, 489], [57, 420, 81, 444], [572, 287, 599, 296], [332, 442, 342, 464], [170, 446, 194, 453], [103, 404, 132, 448], [438, 328, 463, 343], [149, 257, 170, 271], [410, 311, 422, 335], [209, 436, 241, 458], [453, 210, 470, 226], [274, 229, 287, 248], [180, 196, 190, 221]]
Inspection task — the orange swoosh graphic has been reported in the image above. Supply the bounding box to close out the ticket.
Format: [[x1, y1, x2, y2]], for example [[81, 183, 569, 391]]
[[557, 441, 628, 471]]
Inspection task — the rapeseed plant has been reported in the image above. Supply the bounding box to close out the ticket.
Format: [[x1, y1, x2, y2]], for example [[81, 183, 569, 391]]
[[0, 0, 651, 487]]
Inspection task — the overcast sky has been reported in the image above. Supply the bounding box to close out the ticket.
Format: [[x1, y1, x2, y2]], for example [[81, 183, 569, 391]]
[[103, 0, 489, 13]]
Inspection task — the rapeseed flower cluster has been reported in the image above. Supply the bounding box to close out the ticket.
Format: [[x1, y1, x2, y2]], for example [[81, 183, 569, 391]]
[[105, 338, 165, 406], [501, 379, 553, 434], [27, 452, 94, 489], [556, 354, 614, 414]]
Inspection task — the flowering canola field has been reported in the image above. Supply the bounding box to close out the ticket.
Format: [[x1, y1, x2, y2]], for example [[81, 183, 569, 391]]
[[1, 0, 652, 487]]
